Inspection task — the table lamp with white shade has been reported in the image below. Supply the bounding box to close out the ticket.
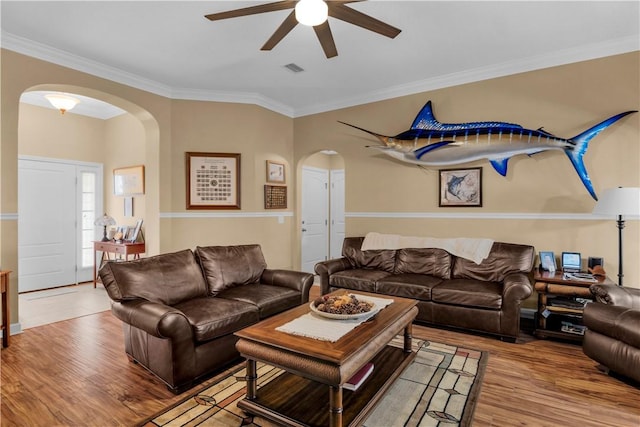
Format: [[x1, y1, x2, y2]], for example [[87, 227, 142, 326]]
[[94, 213, 116, 242], [592, 187, 640, 286]]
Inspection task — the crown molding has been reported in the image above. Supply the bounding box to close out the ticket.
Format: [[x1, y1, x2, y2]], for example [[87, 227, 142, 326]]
[[3, 31, 637, 119], [293, 35, 640, 117]]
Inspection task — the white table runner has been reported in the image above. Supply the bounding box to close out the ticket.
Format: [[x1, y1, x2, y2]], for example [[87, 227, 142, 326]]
[[275, 294, 394, 342]]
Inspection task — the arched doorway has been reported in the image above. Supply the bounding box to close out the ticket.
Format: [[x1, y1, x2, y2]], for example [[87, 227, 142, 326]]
[[15, 86, 159, 328]]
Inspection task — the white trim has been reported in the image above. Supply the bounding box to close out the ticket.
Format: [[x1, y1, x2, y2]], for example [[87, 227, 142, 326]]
[[18, 154, 102, 169], [160, 211, 294, 219], [345, 212, 640, 220], [0, 214, 18, 221], [2, 31, 637, 119]]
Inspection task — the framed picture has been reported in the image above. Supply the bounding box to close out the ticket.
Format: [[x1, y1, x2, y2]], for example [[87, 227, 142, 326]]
[[266, 160, 286, 184], [124, 197, 133, 217], [186, 152, 241, 210], [264, 185, 287, 209], [129, 219, 144, 243], [540, 251, 557, 272], [439, 167, 482, 207], [114, 165, 145, 196]]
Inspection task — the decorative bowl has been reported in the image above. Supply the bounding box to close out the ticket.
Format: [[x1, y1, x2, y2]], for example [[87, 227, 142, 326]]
[[309, 299, 379, 320]]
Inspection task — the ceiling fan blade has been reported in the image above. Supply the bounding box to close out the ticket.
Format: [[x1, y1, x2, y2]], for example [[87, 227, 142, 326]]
[[328, 2, 401, 39], [205, 1, 296, 21], [262, 11, 299, 51], [313, 21, 338, 58]]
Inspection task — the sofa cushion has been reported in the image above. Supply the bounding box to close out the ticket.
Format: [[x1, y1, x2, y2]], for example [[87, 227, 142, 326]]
[[99, 249, 208, 305], [431, 279, 503, 309], [375, 274, 443, 301], [330, 269, 391, 293], [195, 245, 267, 296], [173, 297, 259, 342], [342, 237, 396, 272], [217, 284, 301, 319], [452, 242, 534, 282], [394, 248, 452, 279]]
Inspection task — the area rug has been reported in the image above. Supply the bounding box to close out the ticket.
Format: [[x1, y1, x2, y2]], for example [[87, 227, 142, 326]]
[[140, 338, 487, 427]]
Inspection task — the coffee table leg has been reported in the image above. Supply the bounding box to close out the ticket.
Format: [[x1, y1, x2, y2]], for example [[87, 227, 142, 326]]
[[404, 323, 413, 353], [245, 359, 257, 400], [329, 386, 343, 427]]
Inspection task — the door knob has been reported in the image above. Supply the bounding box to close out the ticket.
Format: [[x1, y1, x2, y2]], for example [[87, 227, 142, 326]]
[[302, 228, 307, 232]]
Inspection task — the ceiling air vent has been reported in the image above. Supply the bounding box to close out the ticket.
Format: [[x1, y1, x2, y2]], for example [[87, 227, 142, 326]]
[[284, 63, 304, 73]]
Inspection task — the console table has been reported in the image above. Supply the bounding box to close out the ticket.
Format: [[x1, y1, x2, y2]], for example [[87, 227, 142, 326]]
[[93, 241, 145, 287], [1, 270, 10, 348], [534, 269, 615, 342]]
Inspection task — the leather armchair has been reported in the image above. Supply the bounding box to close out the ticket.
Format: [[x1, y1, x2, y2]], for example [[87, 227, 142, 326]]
[[582, 284, 640, 383]]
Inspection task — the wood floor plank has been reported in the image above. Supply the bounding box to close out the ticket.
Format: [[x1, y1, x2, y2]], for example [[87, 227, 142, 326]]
[[2, 289, 639, 426]]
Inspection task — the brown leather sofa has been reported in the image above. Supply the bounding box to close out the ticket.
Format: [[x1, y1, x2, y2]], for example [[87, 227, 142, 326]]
[[99, 244, 313, 393], [583, 284, 640, 383], [315, 237, 535, 341]]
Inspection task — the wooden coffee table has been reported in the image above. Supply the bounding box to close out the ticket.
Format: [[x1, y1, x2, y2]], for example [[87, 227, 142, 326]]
[[235, 291, 418, 427]]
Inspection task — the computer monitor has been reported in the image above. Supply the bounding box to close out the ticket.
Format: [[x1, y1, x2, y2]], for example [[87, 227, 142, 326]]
[[562, 252, 582, 272]]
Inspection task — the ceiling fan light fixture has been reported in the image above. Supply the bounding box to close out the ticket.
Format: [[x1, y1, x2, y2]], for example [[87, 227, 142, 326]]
[[44, 93, 80, 115], [295, 0, 328, 27]]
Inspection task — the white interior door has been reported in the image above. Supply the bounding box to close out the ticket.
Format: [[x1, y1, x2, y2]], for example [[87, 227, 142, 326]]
[[301, 167, 329, 273], [18, 158, 102, 292], [330, 169, 345, 259]]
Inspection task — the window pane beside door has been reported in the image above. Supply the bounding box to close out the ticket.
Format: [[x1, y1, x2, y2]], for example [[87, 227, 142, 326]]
[[81, 172, 97, 268]]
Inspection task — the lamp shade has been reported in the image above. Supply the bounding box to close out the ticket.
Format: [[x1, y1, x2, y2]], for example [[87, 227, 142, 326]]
[[94, 213, 116, 227], [592, 187, 640, 217], [295, 0, 328, 26], [44, 93, 80, 114]]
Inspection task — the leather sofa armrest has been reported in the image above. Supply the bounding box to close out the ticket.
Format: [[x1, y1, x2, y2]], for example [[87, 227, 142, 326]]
[[502, 272, 534, 301], [261, 269, 314, 303], [111, 299, 192, 340], [315, 257, 352, 295], [590, 284, 640, 309]]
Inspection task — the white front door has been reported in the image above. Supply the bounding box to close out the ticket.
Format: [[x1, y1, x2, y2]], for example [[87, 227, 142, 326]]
[[330, 169, 345, 259], [301, 167, 329, 273], [18, 158, 102, 292]]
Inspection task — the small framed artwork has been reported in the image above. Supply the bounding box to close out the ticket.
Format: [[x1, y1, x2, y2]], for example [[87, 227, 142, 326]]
[[539, 251, 557, 272], [439, 167, 482, 207], [266, 160, 286, 184], [186, 152, 241, 210], [124, 197, 133, 217], [264, 185, 287, 209], [129, 219, 144, 243], [114, 165, 145, 196]]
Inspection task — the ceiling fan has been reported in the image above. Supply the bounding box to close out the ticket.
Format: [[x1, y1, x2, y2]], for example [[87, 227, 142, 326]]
[[204, 0, 401, 59]]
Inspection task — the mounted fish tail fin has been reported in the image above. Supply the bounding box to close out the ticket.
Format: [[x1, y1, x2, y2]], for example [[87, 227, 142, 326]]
[[565, 110, 637, 201]]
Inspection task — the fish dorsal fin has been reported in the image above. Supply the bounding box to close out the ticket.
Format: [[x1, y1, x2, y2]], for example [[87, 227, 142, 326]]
[[410, 101, 439, 130]]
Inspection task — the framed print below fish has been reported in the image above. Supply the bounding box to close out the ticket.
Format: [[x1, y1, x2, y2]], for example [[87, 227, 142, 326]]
[[439, 167, 482, 207]]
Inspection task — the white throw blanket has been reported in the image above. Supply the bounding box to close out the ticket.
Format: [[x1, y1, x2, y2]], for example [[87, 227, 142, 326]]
[[361, 232, 494, 264]]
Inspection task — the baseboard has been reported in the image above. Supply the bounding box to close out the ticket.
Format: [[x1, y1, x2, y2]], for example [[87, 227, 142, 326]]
[[1, 322, 23, 339]]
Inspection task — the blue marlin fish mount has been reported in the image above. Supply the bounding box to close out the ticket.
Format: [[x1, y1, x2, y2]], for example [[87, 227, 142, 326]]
[[340, 101, 637, 200]]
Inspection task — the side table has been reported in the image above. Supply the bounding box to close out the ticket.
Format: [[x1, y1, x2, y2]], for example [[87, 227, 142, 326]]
[[533, 269, 615, 342], [93, 241, 145, 287], [1, 270, 11, 348]]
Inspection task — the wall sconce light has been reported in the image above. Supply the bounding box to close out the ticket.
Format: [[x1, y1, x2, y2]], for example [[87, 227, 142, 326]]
[[295, 0, 328, 26], [44, 93, 80, 115], [94, 213, 116, 242]]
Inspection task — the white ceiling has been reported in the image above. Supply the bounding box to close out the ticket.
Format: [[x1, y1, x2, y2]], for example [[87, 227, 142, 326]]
[[2, 1, 639, 118]]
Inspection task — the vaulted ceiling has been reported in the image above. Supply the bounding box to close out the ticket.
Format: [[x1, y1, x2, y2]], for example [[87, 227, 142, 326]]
[[2, 1, 638, 117]]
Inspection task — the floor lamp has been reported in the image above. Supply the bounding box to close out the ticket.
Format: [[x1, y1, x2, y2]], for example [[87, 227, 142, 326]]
[[592, 187, 640, 286]]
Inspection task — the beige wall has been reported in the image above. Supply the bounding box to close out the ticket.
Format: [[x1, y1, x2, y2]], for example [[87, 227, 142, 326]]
[[1, 48, 639, 331], [293, 52, 640, 303]]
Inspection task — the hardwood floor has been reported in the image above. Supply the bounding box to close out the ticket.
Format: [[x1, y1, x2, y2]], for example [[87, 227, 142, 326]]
[[1, 289, 639, 426]]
